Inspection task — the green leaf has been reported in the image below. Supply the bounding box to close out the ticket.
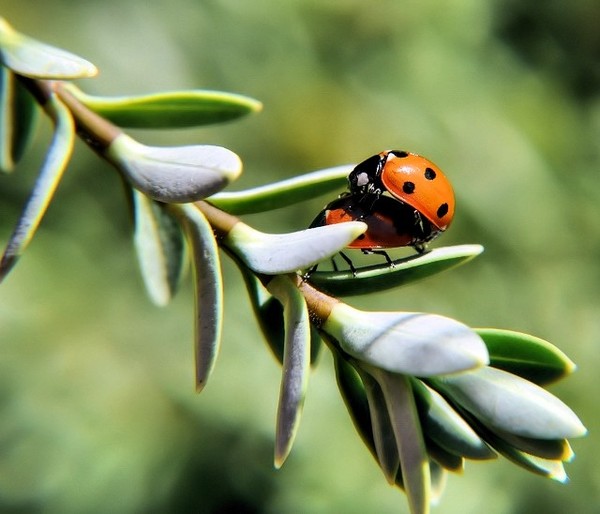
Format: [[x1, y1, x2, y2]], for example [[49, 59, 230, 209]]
[[132, 190, 187, 306], [107, 134, 242, 203], [11, 72, 39, 163], [0, 66, 39, 172], [488, 428, 572, 461], [0, 65, 14, 172], [412, 379, 495, 460], [358, 369, 400, 484], [307, 245, 484, 296], [62, 83, 261, 129], [226, 220, 366, 275], [477, 328, 576, 385], [0, 93, 74, 281], [0, 17, 97, 79], [174, 204, 223, 392], [425, 438, 464, 473], [331, 348, 377, 455], [209, 164, 352, 214], [267, 275, 311, 468], [476, 427, 568, 482], [237, 262, 286, 363], [433, 367, 587, 440]]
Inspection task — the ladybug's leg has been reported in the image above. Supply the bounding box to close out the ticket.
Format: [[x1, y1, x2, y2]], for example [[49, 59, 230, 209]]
[[302, 263, 318, 281], [338, 251, 357, 276], [413, 243, 427, 254], [362, 248, 394, 267], [331, 256, 340, 272]]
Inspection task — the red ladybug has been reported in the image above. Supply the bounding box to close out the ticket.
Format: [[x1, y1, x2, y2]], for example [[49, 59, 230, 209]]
[[348, 150, 455, 232]]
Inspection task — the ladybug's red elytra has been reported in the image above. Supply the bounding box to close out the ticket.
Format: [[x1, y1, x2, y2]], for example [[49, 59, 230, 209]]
[[348, 150, 455, 231]]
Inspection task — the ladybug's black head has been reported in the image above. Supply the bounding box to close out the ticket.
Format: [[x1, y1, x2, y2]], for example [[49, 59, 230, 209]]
[[348, 153, 386, 194]]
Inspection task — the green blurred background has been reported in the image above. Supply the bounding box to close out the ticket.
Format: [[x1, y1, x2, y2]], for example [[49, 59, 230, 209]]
[[1, 1, 598, 512]]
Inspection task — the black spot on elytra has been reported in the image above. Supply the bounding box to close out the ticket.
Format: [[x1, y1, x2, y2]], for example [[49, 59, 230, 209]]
[[437, 203, 449, 218], [390, 150, 409, 158], [424, 167, 436, 180], [402, 181, 415, 194]]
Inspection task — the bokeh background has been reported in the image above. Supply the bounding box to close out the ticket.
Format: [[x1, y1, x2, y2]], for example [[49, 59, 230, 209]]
[[1, 1, 599, 513]]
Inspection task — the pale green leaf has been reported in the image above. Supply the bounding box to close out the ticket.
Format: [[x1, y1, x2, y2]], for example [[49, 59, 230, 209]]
[[0, 93, 74, 281], [107, 134, 242, 203], [412, 379, 495, 459], [434, 367, 587, 439], [132, 190, 187, 306], [374, 371, 430, 514], [0, 17, 97, 79], [174, 204, 223, 392], [324, 305, 489, 376], [226, 221, 366, 274], [267, 275, 311, 468]]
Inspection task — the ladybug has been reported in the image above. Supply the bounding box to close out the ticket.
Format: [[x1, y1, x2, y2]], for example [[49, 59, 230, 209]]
[[348, 150, 455, 232]]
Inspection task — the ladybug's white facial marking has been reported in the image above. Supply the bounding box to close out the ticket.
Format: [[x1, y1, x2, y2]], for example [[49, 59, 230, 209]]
[[355, 172, 370, 187]]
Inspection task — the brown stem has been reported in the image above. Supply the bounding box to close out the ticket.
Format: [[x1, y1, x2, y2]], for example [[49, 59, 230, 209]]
[[52, 82, 122, 151], [297, 277, 339, 327], [195, 200, 240, 236]]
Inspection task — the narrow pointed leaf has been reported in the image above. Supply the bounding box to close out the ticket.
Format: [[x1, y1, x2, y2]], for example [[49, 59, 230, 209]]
[[331, 349, 377, 458], [375, 371, 430, 514], [434, 367, 587, 439], [132, 190, 187, 306], [0, 18, 97, 79], [425, 438, 464, 472], [428, 460, 447, 505], [175, 204, 222, 392], [107, 134, 242, 203], [237, 262, 285, 363], [267, 275, 311, 468], [11, 72, 39, 165], [358, 369, 399, 483], [0, 66, 14, 172], [63, 83, 261, 128], [226, 221, 367, 274], [308, 245, 484, 296], [210, 165, 352, 214], [489, 428, 572, 461], [412, 379, 495, 459], [324, 305, 489, 376], [0, 93, 74, 281], [478, 427, 569, 482], [477, 328, 576, 385]]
